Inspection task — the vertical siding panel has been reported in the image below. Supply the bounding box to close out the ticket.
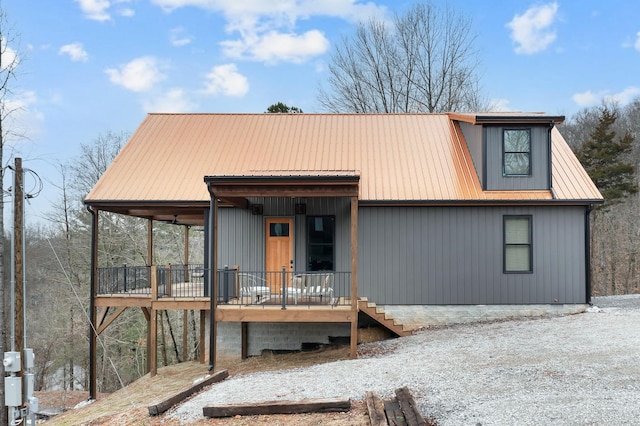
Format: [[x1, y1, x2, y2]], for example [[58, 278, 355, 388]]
[[357, 205, 586, 305]]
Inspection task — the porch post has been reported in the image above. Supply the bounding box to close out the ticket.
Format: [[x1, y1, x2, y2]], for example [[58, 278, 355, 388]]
[[88, 207, 98, 399], [149, 265, 158, 377], [147, 218, 153, 266], [350, 196, 359, 358], [184, 225, 190, 280], [207, 193, 218, 370]]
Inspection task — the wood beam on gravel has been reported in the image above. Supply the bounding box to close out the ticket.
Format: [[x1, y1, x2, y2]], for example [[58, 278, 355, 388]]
[[148, 369, 229, 416], [202, 397, 351, 418]]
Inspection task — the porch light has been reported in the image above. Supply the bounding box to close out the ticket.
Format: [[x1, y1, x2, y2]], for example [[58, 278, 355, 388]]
[[295, 203, 306, 215], [251, 204, 263, 215]]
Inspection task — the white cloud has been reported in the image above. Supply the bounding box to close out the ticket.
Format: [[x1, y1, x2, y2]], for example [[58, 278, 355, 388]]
[[75, 0, 111, 21], [170, 27, 193, 47], [605, 86, 640, 105], [203, 64, 249, 97], [507, 2, 559, 54], [59, 43, 89, 62], [221, 29, 329, 63], [105, 56, 166, 92], [119, 7, 135, 17], [143, 88, 195, 112], [635, 32, 640, 51], [488, 98, 513, 112], [573, 87, 640, 107], [149, 0, 387, 63], [1, 42, 19, 72], [4, 91, 44, 145], [572, 90, 599, 107], [75, 0, 135, 21]]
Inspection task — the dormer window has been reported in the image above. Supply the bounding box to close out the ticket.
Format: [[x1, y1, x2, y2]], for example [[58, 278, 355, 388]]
[[503, 129, 531, 176]]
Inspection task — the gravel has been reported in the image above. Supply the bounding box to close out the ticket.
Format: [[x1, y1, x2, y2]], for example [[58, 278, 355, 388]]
[[168, 295, 640, 425]]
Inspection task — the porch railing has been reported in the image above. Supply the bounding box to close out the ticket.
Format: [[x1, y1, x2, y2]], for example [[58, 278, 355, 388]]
[[216, 268, 352, 308], [97, 264, 205, 298], [96, 265, 352, 307]]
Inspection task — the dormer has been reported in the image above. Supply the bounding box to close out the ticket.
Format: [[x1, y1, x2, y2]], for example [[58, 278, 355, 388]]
[[450, 112, 565, 191]]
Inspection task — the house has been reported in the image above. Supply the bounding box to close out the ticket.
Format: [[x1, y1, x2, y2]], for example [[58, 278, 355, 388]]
[[84, 112, 602, 398]]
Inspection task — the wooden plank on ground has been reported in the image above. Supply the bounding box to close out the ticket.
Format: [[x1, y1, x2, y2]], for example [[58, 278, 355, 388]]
[[203, 397, 351, 418], [395, 387, 427, 426], [384, 397, 407, 426], [365, 391, 388, 426], [148, 369, 229, 416]]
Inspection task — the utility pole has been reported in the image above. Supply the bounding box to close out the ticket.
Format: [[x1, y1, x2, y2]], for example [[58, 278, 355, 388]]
[[3, 158, 37, 424]]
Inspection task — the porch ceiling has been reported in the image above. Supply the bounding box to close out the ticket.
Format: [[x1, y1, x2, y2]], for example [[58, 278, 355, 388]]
[[86, 201, 209, 226]]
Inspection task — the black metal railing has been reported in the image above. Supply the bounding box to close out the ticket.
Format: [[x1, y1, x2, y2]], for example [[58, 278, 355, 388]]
[[97, 265, 353, 307], [97, 265, 151, 294], [97, 264, 205, 297], [216, 268, 352, 308]]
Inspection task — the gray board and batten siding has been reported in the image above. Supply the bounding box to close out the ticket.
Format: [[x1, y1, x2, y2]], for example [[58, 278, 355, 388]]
[[358, 205, 587, 305], [212, 197, 587, 305], [459, 122, 551, 190], [216, 197, 352, 274]]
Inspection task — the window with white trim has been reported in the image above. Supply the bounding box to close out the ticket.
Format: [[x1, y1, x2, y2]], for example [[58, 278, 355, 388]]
[[503, 129, 531, 176], [504, 215, 532, 273]]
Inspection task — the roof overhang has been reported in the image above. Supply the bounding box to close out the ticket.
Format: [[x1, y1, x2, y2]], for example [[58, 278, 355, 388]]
[[205, 174, 361, 205], [449, 112, 565, 125], [84, 200, 209, 226]]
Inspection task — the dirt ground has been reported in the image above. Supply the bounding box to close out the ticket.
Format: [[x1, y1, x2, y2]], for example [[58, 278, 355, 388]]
[[42, 345, 372, 425]]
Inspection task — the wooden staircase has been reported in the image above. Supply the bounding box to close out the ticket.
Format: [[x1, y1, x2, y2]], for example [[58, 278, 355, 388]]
[[357, 298, 416, 337]]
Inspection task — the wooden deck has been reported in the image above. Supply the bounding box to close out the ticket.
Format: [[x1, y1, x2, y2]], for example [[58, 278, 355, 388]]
[[95, 282, 354, 323]]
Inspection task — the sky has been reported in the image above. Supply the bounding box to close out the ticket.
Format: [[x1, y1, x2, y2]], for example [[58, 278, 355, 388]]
[[2, 0, 640, 223]]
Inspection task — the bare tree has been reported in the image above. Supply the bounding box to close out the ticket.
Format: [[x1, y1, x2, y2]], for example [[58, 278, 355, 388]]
[[0, 8, 21, 423], [318, 2, 485, 113]]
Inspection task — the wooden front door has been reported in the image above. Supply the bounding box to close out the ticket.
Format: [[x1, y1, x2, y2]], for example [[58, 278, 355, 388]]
[[265, 217, 294, 293]]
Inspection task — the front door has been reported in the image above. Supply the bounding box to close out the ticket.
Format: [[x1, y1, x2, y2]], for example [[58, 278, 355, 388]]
[[265, 217, 294, 293]]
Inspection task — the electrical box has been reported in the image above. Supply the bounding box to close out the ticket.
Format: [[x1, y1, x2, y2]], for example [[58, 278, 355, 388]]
[[4, 376, 22, 407], [23, 348, 34, 369], [3, 351, 21, 373], [24, 373, 35, 400], [29, 396, 39, 414]]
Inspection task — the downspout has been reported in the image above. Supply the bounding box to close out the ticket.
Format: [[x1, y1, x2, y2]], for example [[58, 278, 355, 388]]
[[585, 204, 594, 305], [86, 205, 97, 400]]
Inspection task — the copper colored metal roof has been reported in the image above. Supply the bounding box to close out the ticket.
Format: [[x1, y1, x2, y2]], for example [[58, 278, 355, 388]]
[[85, 113, 602, 209]]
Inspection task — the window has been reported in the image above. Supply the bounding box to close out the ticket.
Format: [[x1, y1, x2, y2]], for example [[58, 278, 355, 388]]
[[503, 129, 531, 176], [307, 216, 335, 271], [269, 222, 289, 237], [504, 216, 532, 273]]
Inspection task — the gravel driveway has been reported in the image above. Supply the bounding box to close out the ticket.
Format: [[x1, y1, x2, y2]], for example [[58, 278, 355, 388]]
[[168, 295, 640, 425]]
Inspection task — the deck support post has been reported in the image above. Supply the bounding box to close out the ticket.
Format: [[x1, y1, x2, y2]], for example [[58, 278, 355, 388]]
[[200, 310, 206, 364], [149, 308, 158, 377], [350, 195, 359, 358], [182, 310, 188, 361], [88, 207, 99, 399], [241, 322, 248, 359]]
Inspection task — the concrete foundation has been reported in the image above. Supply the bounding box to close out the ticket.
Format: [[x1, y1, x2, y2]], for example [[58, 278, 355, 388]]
[[381, 304, 589, 330], [212, 304, 588, 358]]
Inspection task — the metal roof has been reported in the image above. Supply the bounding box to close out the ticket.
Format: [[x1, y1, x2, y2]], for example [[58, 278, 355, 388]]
[[85, 113, 602, 210]]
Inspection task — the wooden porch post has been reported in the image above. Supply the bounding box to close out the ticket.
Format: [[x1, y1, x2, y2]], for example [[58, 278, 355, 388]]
[[146, 218, 153, 374], [149, 308, 158, 377], [147, 218, 153, 266], [184, 225, 189, 278], [350, 195, 359, 358], [149, 265, 158, 376], [207, 194, 219, 369], [89, 207, 99, 399]]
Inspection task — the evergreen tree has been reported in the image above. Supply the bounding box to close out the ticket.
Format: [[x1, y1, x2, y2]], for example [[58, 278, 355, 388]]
[[266, 102, 303, 113], [578, 107, 638, 207]]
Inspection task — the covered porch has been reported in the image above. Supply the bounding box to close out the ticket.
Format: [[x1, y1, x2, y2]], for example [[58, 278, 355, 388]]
[[87, 172, 360, 399]]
